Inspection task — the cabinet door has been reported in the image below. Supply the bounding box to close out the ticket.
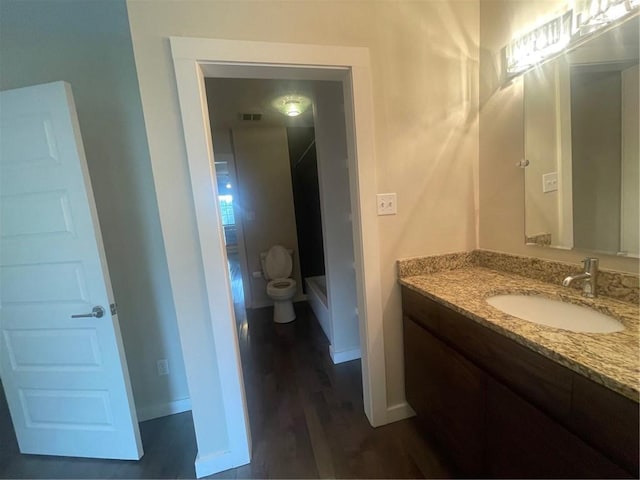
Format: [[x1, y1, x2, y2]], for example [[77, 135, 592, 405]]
[[403, 316, 486, 475], [487, 377, 631, 479], [571, 375, 639, 476]]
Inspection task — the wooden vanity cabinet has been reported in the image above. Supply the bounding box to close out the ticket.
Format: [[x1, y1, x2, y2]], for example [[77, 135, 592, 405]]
[[401, 286, 638, 478]]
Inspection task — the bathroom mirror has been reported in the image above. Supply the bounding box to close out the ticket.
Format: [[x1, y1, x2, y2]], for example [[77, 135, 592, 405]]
[[523, 15, 639, 257]]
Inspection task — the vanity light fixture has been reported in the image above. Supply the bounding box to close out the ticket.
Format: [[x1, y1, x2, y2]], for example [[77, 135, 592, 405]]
[[505, 10, 573, 75], [505, 0, 639, 77], [271, 94, 311, 117], [575, 0, 640, 35]]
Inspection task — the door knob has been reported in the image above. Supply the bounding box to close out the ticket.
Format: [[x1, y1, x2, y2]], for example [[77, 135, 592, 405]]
[[71, 306, 105, 318]]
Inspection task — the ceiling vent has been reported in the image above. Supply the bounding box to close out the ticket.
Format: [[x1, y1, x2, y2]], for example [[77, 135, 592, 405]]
[[238, 113, 262, 121]]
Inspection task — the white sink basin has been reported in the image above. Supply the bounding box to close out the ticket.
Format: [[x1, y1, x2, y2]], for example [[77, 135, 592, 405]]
[[486, 294, 624, 333]]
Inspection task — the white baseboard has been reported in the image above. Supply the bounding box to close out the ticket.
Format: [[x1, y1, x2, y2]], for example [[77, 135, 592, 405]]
[[195, 447, 250, 478], [329, 345, 361, 364], [386, 402, 416, 424], [136, 397, 192, 422]]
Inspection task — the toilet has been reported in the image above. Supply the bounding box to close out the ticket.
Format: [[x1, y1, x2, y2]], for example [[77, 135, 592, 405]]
[[260, 245, 297, 323]]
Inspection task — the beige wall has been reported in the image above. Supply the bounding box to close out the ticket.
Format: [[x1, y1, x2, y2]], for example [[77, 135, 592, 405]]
[[231, 127, 304, 308], [479, 0, 639, 273], [126, 0, 479, 408]]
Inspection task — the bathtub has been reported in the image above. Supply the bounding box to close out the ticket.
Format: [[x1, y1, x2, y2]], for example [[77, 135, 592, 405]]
[[305, 276, 330, 341]]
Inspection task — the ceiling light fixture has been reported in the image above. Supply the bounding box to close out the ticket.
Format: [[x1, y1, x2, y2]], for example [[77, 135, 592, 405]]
[[271, 94, 311, 117]]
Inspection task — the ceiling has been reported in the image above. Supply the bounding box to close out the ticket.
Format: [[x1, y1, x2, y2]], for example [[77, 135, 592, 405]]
[[205, 77, 326, 129]]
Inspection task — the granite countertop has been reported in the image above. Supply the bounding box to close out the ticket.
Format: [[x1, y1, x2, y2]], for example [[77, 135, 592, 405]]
[[400, 266, 640, 402]]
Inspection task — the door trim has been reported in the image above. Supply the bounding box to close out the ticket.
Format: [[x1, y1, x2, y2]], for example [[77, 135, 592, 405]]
[[170, 37, 388, 477]]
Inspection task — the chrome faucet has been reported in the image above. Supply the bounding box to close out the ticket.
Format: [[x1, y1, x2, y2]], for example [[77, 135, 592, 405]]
[[562, 257, 599, 298]]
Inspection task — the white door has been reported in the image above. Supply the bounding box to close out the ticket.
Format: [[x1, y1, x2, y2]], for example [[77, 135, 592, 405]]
[[0, 82, 143, 460]]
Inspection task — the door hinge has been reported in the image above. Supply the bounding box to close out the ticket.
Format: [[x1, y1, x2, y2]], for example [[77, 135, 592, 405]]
[[110, 303, 117, 315]]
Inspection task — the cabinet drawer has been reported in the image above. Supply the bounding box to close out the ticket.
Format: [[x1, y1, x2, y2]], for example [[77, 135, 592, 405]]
[[401, 288, 442, 332]]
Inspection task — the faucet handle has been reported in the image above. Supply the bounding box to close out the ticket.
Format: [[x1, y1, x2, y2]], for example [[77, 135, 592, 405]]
[[583, 257, 599, 271]]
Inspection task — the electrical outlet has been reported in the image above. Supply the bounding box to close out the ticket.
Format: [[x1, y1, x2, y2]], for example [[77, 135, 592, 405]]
[[157, 359, 169, 376], [376, 193, 397, 215], [542, 172, 558, 193]]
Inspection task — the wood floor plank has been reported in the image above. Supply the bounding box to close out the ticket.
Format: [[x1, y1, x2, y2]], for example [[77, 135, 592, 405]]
[[298, 390, 336, 478]]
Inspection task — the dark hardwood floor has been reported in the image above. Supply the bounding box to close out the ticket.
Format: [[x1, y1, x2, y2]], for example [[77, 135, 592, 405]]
[[0, 252, 452, 479], [0, 386, 198, 479]]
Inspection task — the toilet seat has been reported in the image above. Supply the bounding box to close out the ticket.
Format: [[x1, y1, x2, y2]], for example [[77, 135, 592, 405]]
[[267, 278, 297, 298], [270, 278, 295, 289]]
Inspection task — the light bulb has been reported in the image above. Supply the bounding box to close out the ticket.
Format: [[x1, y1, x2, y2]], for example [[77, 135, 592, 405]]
[[285, 101, 302, 117], [271, 94, 311, 117]]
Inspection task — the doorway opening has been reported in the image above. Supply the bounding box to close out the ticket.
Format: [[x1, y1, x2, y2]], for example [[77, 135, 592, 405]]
[[204, 77, 360, 366], [170, 37, 395, 477]]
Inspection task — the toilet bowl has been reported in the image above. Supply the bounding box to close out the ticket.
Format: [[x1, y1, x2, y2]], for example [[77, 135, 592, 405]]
[[260, 245, 297, 323]]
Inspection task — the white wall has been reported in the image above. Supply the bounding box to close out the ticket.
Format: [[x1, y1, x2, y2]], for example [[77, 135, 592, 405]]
[[0, 0, 190, 421], [314, 82, 360, 362], [231, 127, 304, 308], [126, 0, 479, 412]]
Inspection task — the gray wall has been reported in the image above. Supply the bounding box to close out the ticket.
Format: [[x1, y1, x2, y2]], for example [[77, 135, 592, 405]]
[[0, 0, 190, 419]]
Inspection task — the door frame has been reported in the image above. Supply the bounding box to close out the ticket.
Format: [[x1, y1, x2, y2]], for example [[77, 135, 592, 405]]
[[170, 37, 388, 476]]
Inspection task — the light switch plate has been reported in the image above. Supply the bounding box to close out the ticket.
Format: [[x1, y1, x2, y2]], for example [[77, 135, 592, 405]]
[[542, 172, 558, 193], [377, 193, 397, 215], [157, 359, 169, 376]]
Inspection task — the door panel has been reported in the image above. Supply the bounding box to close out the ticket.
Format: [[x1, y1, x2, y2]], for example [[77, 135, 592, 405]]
[[0, 81, 143, 460], [3, 328, 102, 371]]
